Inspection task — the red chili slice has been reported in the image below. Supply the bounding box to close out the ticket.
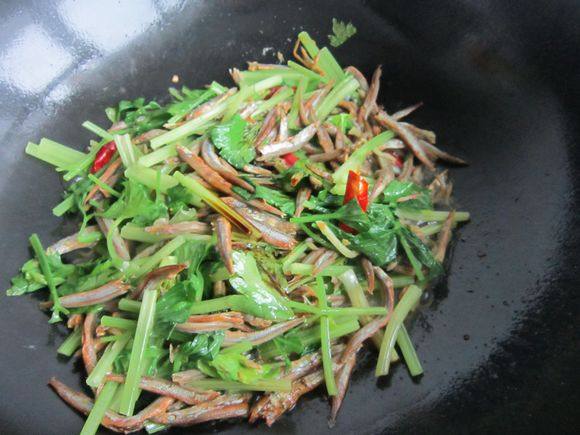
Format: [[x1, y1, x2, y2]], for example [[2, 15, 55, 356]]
[[90, 141, 117, 173]]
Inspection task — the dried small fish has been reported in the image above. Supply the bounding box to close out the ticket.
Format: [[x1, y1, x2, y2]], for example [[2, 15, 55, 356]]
[[375, 111, 435, 171], [222, 317, 304, 347], [46, 226, 100, 255], [215, 216, 234, 274], [144, 221, 211, 235], [177, 145, 233, 194], [358, 66, 382, 122]]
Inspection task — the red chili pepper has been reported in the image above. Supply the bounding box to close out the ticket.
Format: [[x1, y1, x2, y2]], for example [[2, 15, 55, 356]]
[[281, 153, 299, 167], [344, 170, 369, 211], [339, 171, 369, 234], [90, 141, 117, 173]]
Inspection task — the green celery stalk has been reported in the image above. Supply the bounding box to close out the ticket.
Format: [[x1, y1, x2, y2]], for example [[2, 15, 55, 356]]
[[259, 317, 360, 360], [398, 233, 425, 281], [315, 76, 359, 122], [137, 143, 178, 168], [118, 298, 142, 314], [57, 328, 82, 357], [119, 289, 158, 416], [287, 60, 328, 84], [82, 121, 114, 141], [281, 241, 309, 273], [391, 274, 415, 288], [101, 316, 137, 329], [332, 130, 395, 192], [223, 75, 283, 120], [151, 96, 232, 149], [186, 378, 291, 392], [396, 324, 423, 376], [114, 134, 138, 168], [376, 285, 422, 376], [317, 47, 345, 82], [80, 381, 118, 435], [238, 69, 302, 86], [88, 173, 121, 197], [131, 236, 186, 278], [120, 224, 168, 243], [396, 209, 471, 223], [29, 234, 68, 323], [287, 77, 308, 128], [124, 165, 178, 194], [298, 31, 320, 56], [52, 195, 75, 217], [315, 276, 337, 395], [251, 87, 294, 119], [26, 139, 86, 169], [287, 263, 350, 277], [87, 333, 131, 388]]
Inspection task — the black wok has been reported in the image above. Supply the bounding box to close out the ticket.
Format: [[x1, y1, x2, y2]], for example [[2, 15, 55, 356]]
[[0, 0, 579, 434]]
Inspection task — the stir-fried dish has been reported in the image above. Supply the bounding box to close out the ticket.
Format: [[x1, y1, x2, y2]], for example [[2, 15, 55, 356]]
[[7, 30, 469, 434]]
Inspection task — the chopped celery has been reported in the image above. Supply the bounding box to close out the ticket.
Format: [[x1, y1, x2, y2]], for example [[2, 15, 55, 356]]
[[315, 76, 360, 122], [101, 316, 137, 329], [251, 87, 294, 119], [332, 131, 395, 192], [137, 143, 178, 168], [29, 234, 68, 323], [80, 381, 118, 435], [52, 195, 75, 217], [287, 60, 328, 84], [57, 328, 82, 357], [288, 77, 308, 128], [124, 165, 178, 194], [376, 285, 422, 376], [26, 138, 86, 169], [287, 263, 350, 277], [315, 276, 337, 395], [223, 76, 283, 120], [119, 289, 158, 416], [87, 333, 131, 388], [150, 97, 232, 149], [131, 236, 186, 278], [114, 134, 138, 168], [87, 173, 121, 197], [396, 325, 423, 377], [82, 121, 113, 141]]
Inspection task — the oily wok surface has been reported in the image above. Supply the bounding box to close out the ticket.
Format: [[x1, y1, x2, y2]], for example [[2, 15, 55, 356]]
[[0, 0, 579, 433]]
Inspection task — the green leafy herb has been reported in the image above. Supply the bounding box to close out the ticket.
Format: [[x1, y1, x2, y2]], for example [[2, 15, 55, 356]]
[[328, 19, 357, 47], [103, 179, 168, 226], [229, 251, 294, 321], [210, 114, 256, 169]]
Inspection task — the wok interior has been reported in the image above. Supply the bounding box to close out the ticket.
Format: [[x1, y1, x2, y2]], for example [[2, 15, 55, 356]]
[[0, 1, 578, 433]]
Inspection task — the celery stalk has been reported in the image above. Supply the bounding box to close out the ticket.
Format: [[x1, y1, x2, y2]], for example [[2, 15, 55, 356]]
[[82, 121, 113, 141], [124, 165, 178, 193], [87, 333, 131, 388], [375, 285, 422, 376], [137, 144, 178, 167], [57, 328, 82, 357], [29, 234, 68, 323], [315, 276, 337, 395], [80, 381, 118, 435], [119, 289, 157, 416], [396, 325, 423, 376]]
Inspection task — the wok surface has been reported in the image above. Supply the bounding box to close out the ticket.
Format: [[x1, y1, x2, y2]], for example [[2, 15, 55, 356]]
[[0, 0, 579, 434]]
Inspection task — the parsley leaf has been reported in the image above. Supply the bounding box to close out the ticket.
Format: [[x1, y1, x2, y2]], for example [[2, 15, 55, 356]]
[[328, 19, 357, 48], [210, 114, 256, 169]]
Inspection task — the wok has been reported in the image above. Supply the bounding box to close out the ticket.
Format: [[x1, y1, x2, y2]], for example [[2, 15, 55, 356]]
[[0, 0, 578, 433]]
